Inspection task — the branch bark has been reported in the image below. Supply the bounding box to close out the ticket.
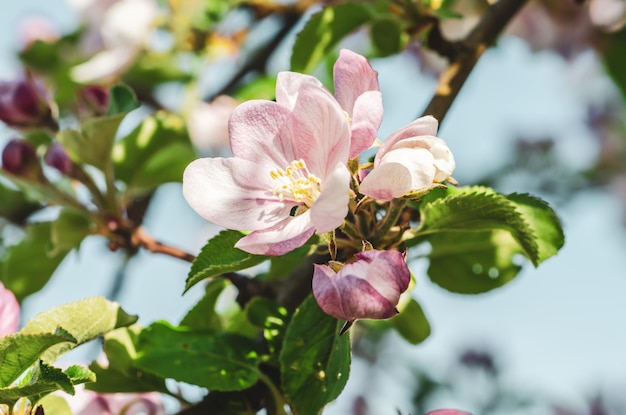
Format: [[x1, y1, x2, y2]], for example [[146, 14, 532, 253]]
[[422, 0, 529, 122]]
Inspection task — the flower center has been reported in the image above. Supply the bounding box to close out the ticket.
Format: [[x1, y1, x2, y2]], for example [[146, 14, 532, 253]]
[[270, 159, 321, 208]]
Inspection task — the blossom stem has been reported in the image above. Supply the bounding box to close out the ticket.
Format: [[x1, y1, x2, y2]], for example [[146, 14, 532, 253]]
[[258, 373, 289, 415], [371, 199, 407, 245], [422, 0, 529, 123]]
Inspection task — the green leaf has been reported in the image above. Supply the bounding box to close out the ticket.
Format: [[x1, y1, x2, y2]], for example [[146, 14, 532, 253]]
[[291, 2, 372, 73], [390, 299, 431, 345], [133, 321, 260, 391], [63, 365, 96, 385], [506, 193, 564, 264], [418, 187, 539, 265], [0, 361, 77, 406], [0, 330, 76, 388], [0, 182, 41, 224], [370, 19, 406, 56], [603, 27, 626, 99], [35, 394, 73, 415], [185, 230, 267, 292], [180, 278, 228, 331], [58, 111, 127, 171], [0, 222, 70, 301], [427, 229, 524, 294], [50, 208, 92, 255], [107, 84, 139, 116], [234, 76, 277, 101], [20, 297, 137, 363], [245, 298, 290, 361], [280, 296, 350, 415], [86, 325, 169, 394], [112, 111, 196, 196], [265, 240, 318, 280]]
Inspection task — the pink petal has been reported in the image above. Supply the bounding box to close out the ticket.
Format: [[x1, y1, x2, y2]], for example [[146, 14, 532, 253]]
[[183, 157, 293, 231], [228, 100, 292, 168], [349, 90, 383, 159], [310, 163, 351, 233], [425, 410, 472, 415], [380, 148, 437, 191], [0, 282, 19, 336], [359, 162, 413, 201], [235, 213, 316, 256], [312, 250, 410, 321], [376, 116, 439, 164], [333, 49, 380, 116], [275, 71, 324, 110]]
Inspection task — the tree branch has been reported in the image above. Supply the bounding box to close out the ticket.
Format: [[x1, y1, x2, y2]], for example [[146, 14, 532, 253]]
[[422, 0, 529, 122]]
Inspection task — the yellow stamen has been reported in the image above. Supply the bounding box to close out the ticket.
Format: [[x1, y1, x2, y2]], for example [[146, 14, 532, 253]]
[[270, 159, 322, 208]]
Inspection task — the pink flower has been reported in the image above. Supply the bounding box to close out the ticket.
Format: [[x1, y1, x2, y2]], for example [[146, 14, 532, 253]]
[[0, 282, 19, 337], [333, 49, 383, 158], [359, 115, 455, 201], [186, 95, 239, 155], [312, 250, 410, 321], [66, 387, 166, 415], [183, 71, 352, 255], [425, 411, 472, 415]]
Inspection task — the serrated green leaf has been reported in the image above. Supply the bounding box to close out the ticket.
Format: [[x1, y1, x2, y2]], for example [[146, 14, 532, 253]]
[[107, 84, 139, 116], [0, 182, 41, 224], [390, 299, 431, 345], [86, 325, 169, 394], [280, 296, 350, 415], [63, 365, 96, 385], [112, 111, 196, 197], [418, 187, 539, 265], [370, 19, 406, 56], [0, 361, 74, 406], [0, 332, 76, 388], [0, 222, 71, 301], [20, 297, 137, 363], [428, 229, 523, 294], [185, 230, 267, 292], [506, 193, 564, 264], [291, 2, 372, 73], [245, 298, 290, 362], [180, 278, 228, 331], [35, 394, 73, 415], [50, 208, 92, 255], [133, 321, 260, 391]]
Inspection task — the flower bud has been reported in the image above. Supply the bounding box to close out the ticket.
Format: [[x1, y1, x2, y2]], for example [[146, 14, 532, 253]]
[[1, 138, 40, 177], [45, 143, 73, 175], [312, 250, 410, 322], [0, 77, 56, 130], [77, 85, 110, 118], [0, 282, 19, 336]]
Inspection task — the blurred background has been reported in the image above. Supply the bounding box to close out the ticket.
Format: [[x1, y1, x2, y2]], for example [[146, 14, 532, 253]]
[[2, 0, 626, 414]]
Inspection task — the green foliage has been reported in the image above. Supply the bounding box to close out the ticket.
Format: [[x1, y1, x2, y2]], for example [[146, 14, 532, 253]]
[[291, 2, 372, 73], [112, 111, 197, 197], [0, 182, 41, 224], [245, 298, 290, 363], [132, 321, 261, 391], [180, 278, 228, 331], [106, 84, 140, 116], [370, 19, 407, 56], [124, 52, 192, 88], [87, 325, 169, 394], [603, 27, 626, 99], [20, 297, 138, 363], [390, 298, 431, 345], [280, 296, 351, 415], [185, 230, 267, 292], [50, 208, 92, 255], [35, 394, 73, 415]]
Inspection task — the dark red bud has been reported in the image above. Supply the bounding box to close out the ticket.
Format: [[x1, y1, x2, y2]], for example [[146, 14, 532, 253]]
[[1, 138, 38, 176], [78, 85, 110, 117], [45, 143, 73, 175], [0, 78, 56, 130]]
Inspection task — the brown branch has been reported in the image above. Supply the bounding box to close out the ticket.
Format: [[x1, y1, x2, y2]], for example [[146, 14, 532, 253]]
[[132, 227, 196, 263], [422, 0, 529, 122]]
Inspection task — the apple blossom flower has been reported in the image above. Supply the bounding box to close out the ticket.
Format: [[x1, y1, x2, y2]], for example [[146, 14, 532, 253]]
[[589, 0, 626, 32], [0, 282, 19, 337], [183, 71, 352, 256], [312, 250, 410, 321], [333, 49, 383, 158], [186, 95, 239, 155], [70, 0, 158, 83], [359, 115, 455, 201]]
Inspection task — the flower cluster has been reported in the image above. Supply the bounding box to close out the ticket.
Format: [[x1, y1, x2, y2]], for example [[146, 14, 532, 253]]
[[183, 50, 455, 323]]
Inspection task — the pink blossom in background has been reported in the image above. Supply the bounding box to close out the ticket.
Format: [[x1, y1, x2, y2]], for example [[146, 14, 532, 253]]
[[360, 115, 455, 201], [183, 71, 352, 255], [589, 0, 626, 31], [0, 282, 19, 337], [65, 387, 166, 415], [312, 250, 410, 321], [186, 95, 239, 155], [425, 410, 472, 415]]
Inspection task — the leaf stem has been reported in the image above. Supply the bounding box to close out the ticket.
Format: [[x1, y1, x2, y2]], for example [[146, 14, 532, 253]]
[[371, 199, 407, 245], [258, 372, 290, 415]]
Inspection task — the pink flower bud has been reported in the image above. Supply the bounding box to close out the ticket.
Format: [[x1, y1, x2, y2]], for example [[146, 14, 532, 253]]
[[1, 138, 39, 177], [0, 282, 20, 336], [77, 85, 110, 117], [312, 250, 410, 322], [45, 143, 73, 175], [425, 411, 472, 415], [0, 77, 56, 130]]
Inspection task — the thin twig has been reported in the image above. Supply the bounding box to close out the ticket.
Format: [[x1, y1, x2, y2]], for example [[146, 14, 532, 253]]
[[422, 0, 529, 122], [132, 227, 196, 263]]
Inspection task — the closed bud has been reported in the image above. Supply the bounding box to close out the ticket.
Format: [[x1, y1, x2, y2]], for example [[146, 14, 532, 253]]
[[1, 138, 40, 177], [45, 143, 73, 175], [0, 77, 57, 130], [77, 85, 110, 118]]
